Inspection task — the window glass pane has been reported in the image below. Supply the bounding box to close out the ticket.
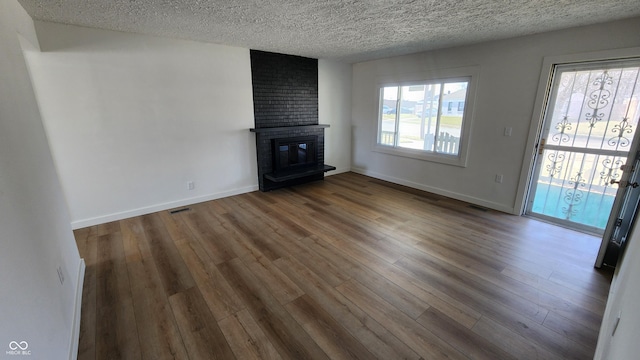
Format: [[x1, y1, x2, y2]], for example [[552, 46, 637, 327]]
[[548, 67, 640, 151], [438, 82, 468, 155], [380, 86, 398, 146], [420, 83, 441, 152], [397, 85, 423, 150], [396, 84, 442, 151]]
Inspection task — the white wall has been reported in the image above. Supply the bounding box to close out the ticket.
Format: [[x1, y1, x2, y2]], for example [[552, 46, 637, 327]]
[[0, 1, 83, 359], [594, 227, 640, 359], [351, 17, 640, 213], [25, 22, 259, 228], [319, 59, 352, 174]]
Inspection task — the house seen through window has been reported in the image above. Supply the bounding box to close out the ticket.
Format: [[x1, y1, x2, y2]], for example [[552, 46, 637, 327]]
[[378, 79, 469, 157]]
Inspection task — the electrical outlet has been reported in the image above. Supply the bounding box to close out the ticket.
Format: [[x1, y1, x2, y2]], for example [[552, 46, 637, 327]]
[[57, 266, 64, 285], [495, 174, 504, 183], [504, 127, 513, 137], [187, 181, 195, 190]]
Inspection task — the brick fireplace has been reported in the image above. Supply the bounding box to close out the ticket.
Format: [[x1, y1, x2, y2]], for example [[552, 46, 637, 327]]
[[249, 50, 334, 191]]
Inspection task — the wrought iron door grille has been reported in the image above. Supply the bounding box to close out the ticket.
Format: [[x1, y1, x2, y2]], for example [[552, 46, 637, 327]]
[[528, 60, 640, 232]]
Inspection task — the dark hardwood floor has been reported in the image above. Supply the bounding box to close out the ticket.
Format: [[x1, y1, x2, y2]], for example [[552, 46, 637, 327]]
[[74, 172, 613, 359]]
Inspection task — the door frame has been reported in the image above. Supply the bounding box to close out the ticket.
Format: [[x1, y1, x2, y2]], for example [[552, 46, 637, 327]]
[[516, 47, 640, 216], [596, 137, 640, 267]]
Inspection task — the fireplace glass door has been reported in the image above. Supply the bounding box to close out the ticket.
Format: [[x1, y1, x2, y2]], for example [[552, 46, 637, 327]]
[[273, 136, 317, 172]]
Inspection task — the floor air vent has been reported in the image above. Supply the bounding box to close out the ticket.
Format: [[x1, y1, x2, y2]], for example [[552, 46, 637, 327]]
[[169, 207, 191, 214], [468, 205, 488, 212]]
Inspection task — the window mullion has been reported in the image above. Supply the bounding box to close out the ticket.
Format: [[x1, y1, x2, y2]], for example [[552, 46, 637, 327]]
[[394, 86, 401, 147], [434, 83, 445, 153]]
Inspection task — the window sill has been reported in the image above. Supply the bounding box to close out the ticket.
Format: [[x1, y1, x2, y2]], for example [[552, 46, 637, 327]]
[[373, 144, 467, 167]]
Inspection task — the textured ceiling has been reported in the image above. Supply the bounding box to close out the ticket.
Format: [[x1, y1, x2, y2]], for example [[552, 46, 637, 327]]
[[16, 0, 640, 63]]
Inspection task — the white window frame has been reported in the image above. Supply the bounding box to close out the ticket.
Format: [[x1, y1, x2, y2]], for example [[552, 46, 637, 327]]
[[373, 66, 478, 167]]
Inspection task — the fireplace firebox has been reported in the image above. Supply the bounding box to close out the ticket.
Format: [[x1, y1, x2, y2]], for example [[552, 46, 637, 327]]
[[273, 136, 317, 173], [250, 125, 335, 190]]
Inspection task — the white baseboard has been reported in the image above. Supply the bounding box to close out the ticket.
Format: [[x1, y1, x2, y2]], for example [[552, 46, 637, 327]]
[[351, 167, 516, 214], [68, 259, 85, 360], [70, 185, 258, 229]]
